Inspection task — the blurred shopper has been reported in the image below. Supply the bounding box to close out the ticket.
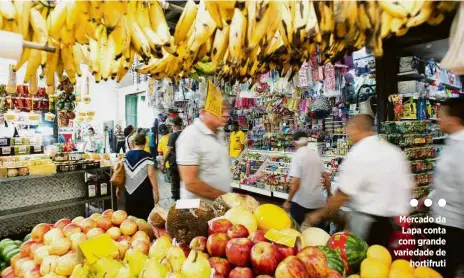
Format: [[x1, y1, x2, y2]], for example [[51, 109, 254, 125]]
[[135, 128, 150, 153], [283, 131, 331, 231], [423, 98, 464, 278], [124, 125, 135, 152], [308, 115, 413, 247], [83, 127, 98, 153], [117, 134, 159, 219], [177, 100, 231, 201], [229, 121, 246, 159], [116, 125, 126, 153], [165, 117, 183, 201], [157, 124, 170, 167]]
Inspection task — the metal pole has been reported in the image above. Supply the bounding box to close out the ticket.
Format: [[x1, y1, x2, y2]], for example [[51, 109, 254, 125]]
[[23, 41, 56, 53]]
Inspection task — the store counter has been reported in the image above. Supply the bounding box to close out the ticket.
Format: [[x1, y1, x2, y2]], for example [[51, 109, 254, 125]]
[[0, 167, 114, 238]]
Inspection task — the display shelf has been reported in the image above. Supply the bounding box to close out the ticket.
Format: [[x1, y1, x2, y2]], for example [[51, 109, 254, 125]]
[[433, 135, 447, 140], [231, 182, 240, 189], [397, 71, 462, 90], [240, 184, 272, 196], [272, 191, 289, 199], [0, 166, 111, 183], [0, 196, 111, 221]]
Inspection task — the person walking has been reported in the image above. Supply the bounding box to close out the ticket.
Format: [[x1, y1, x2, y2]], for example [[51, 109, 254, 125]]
[[115, 125, 126, 153], [283, 131, 331, 231], [124, 125, 135, 152], [83, 127, 98, 153], [421, 98, 464, 278], [176, 100, 231, 201], [165, 117, 183, 200], [307, 114, 413, 247], [117, 134, 160, 220], [229, 121, 246, 159], [135, 128, 150, 153]]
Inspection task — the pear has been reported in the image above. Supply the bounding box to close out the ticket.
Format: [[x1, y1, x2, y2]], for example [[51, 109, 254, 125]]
[[117, 265, 136, 278], [124, 249, 148, 276], [91, 257, 124, 278], [139, 258, 168, 278], [181, 250, 211, 278], [70, 264, 89, 278], [165, 244, 186, 273], [148, 236, 172, 261]]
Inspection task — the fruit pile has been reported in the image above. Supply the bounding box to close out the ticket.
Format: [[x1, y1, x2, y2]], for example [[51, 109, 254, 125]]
[[0, 237, 26, 273], [359, 245, 442, 278], [0, 0, 458, 85], [0, 209, 154, 278]]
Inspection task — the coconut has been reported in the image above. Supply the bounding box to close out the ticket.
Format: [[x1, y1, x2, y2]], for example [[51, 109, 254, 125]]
[[166, 201, 216, 245]]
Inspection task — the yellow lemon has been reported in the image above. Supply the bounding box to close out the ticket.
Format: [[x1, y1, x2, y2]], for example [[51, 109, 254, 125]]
[[361, 258, 389, 278], [389, 269, 415, 278], [414, 267, 443, 278], [391, 259, 414, 274], [366, 245, 392, 266], [253, 204, 291, 232]]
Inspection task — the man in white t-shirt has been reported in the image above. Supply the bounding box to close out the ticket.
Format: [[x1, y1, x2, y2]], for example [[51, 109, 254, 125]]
[[308, 115, 413, 247], [283, 131, 330, 231]]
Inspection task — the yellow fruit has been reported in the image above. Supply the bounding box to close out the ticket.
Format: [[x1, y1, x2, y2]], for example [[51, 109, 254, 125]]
[[366, 245, 392, 266], [414, 267, 442, 278], [253, 204, 291, 232], [360, 258, 389, 278], [389, 269, 415, 278], [391, 260, 414, 273], [224, 207, 257, 233]]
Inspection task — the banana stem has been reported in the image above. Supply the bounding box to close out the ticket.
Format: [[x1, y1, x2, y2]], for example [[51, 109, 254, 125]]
[[23, 41, 56, 53]]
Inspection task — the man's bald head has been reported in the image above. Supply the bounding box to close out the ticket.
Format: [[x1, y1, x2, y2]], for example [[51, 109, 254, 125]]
[[346, 114, 375, 144]]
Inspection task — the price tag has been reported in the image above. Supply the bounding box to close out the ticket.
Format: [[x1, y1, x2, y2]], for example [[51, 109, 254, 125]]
[[78, 234, 118, 264], [175, 199, 200, 209], [205, 81, 222, 118], [1, 147, 11, 155]]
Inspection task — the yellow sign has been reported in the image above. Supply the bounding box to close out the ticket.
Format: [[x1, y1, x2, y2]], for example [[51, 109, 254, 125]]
[[78, 234, 118, 264], [205, 81, 222, 118]]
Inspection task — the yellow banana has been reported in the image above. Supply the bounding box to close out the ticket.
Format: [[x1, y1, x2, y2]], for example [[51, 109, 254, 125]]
[[45, 44, 60, 86], [218, 6, 235, 26], [76, 1, 89, 14], [90, 0, 103, 22], [89, 38, 100, 74], [0, 0, 15, 21], [111, 57, 123, 79], [427, 11, 445, 26], [61, 44, 76, 84], [406, 1, 433, 28], [228, 7, 246, 64], [248, 1, 281, 51], [48, 2, 67, 39], [211, 25, 229, 70], [205, 0, 223, 29], [60, 27, 75, 45], [173, 0, 198, 45], [390, 17, 408, 34], [149, 1, 171, 44], [66, 1, 77, 31], [101, 33, 116, 80], [56, 54, 65, 83], [74, 13, 89, 44], [279, 2, 294, 47], [380, 11, 392, 38], [72, 44, 83, 77], [127, 2, 151, 62], [103, 2, 122, 31], [15, 1, 31, 38], [379, 1, 410, 18], [24, 34, 42, 83], [189, 0, 217, 53], [135, 1, 163, 57], [30, 7, 48, 43], [86, 19, 98, 40], [109, 16, 130, 60]]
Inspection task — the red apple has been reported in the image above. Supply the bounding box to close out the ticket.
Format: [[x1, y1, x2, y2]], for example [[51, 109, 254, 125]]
[[275, 256, 309, 278], [31, 223, 51, 243], [207, 233, 229, 257], [87, 228, 105, 239], [273, 242, 298, 261], [209, 257, 231, 277], [90, 213, 101, 220], [225, 238, 253, 267], [1, 266, 14, 278], [95, 216, 113, 231], [120, 219, 138, 236], [112, 210, 128, 226], [256, 276, 274, 278], [325, 269, 343, 278], [208, 219, 233, 235], [107, 227, 122, 240], [297, 247, 329, 278], [24, 265, 40, 278], [102, 209, 114, 218], [71, 216, 85, 226], [29, 243, 44, 259], [80, 218, 97, 233], [251, 242, 281, 275], [131, 240, 149, 255], [20, 240, 35, 257], [249, 230, 269, 245], [63, 223, 81, 238], [227, 224, 249, 239], [54, 218, 71, 230], [229, 267, 253, 278], [190, 236, 207, 252]]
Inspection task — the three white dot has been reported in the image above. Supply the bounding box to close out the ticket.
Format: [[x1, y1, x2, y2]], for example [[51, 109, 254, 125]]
[[409, 198, 447, 207]]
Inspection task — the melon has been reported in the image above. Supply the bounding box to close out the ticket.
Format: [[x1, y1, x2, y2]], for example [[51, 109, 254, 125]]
[[254, 204, 291, 232], [166, 201, 216, 245], [301, 227, 330, 247], [224, 207, 257, 233], [212, 193, 259, 216]]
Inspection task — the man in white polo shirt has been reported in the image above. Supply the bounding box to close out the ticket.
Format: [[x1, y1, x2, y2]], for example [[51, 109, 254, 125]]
[[176, 100, 232, 201], [308, 114, 413, 247]]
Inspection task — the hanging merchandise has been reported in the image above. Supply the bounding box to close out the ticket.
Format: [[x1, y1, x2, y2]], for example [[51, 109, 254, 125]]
[[311, 97, 332, 119]]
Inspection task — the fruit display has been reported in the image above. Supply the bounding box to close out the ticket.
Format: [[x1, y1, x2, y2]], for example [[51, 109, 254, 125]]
[[212, 193, 260, 215], [0, 238, 23, 272], [0, 0, 458, 85]]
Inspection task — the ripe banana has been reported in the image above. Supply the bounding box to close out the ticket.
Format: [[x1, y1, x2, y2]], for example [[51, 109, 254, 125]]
[[189, 0, 217, 53], [45, 44, 60, 86], [89, 38, 100, 74], [66, 1, 77, 31], [406, 1, 433, 28], [72, 44, 83, 77], [135, 1, 163, 58], [48, 2, 67, 39], [379, 1, 410, 18], [174, 0, 198, 45], [211, 25, 230, 70], [61, 44, 77, 84], [103, 2, 122, 32], [205, 0, 223, 29], [228, 7, 247, 64], [380, 11, 393, 39], [279, 3, 294, 48], [127, 3, 151, 62], [149, 1, 171, 45], [0, 0, 15, 21]]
